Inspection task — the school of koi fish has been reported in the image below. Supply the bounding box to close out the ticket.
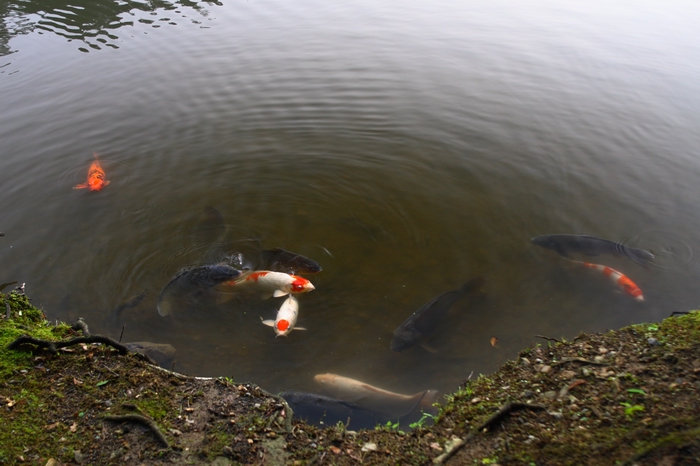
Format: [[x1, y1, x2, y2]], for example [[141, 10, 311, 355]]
[[75, 157, 654, 429]]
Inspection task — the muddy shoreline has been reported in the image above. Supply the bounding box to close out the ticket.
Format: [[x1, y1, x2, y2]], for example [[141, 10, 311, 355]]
[[2, 290, 699, 465]]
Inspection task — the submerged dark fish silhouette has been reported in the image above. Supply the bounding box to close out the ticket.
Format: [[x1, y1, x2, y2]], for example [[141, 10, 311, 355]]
[[157, 264, 242, 316], [0, 281, 18, 293], [531, 234, 654, 268], [279, 391, 392, 430], [124, 341, 176, 368], [111, 290, 148, 321], [391, 276, 485, 353], [259, 248, 322, 274]]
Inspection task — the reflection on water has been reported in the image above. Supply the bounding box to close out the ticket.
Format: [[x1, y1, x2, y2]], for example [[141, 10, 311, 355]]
[[0, 0, 219, 54]]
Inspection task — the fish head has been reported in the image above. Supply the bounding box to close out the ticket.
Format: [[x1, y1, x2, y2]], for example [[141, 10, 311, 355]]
[[275, 319, 291, 336], [291, 276, 315, 293], [531, 235, 553, 249], [390, 328, 422, 353], [313, 373, 334, 387]]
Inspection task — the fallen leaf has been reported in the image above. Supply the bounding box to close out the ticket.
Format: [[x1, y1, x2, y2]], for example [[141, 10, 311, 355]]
[[73, 378, 83, 386], [330, 446, 341, 455], [362, 442, 377, 452], [430, 442, 443, 451], [490, 336, 498, 347], [70, 422, 78, 433], [45, 422, 60, 431]]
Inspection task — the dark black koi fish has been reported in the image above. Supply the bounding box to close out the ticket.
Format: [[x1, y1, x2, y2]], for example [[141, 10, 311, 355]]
[[391, 276, 485, 353], [279, 391, 392, 430], [259, 248, 322, 274], [157, 264, 242, 316]]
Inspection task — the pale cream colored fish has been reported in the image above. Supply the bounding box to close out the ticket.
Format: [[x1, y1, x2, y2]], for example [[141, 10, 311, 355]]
[[313, 373, 439, 418]]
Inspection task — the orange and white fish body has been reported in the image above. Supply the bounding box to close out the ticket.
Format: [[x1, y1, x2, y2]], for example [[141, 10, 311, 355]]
[[579, 261, 644, 302], [74, 153, 110, 192], [217, 270, 315, 298], [261, 295, 306, 336]]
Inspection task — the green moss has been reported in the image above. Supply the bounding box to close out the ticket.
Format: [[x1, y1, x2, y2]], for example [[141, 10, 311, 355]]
[[0, 292, 72, 378]]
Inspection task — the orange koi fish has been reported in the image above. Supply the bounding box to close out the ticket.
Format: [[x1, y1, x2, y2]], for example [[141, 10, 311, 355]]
[[578, 261, 644, 301], [74, 153, 110, 191], [217, 270, 315, 298]]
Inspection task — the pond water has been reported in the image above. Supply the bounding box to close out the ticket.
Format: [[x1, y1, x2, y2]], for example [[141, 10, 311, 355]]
[[2, 0, 700, 406]]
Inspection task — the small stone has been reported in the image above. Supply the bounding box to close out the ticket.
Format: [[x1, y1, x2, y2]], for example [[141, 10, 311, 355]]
[[561, 370, 576, 380], [169, 429, 182, 436], [648, 338, 660, 346], [539, 365, 552, 373], [549, 411, 564, 420], [522, 390, 534, 398], [362, 442, 377, 452], [520, 358, 531, 366], [74, 450, 84, 464], [543, 391, 558, 399], [471, 397, 482, 404], [593, 356, 605, 363], [598, 347, 608, 354], [45, 459, 58, 466]]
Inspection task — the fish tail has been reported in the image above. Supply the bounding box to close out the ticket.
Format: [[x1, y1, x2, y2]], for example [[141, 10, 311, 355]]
[[73, 183, 88, 189], [459, 276, 486, 294]]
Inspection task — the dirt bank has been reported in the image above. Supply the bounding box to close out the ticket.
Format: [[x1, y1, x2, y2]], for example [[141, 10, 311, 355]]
[[1, 290, 699, 465]]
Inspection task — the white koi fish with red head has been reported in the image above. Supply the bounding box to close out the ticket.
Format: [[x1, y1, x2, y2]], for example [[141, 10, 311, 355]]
[[216, 270, 315, 299], [261, 295, 306, 336], [577, 261, 644, 301]]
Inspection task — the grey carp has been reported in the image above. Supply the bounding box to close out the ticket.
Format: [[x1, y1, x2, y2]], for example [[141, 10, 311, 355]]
[[531, 234, 654, 267]]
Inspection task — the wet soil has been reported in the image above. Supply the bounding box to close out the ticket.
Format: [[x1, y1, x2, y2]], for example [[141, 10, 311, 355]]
[[1, 291, 699, 465]]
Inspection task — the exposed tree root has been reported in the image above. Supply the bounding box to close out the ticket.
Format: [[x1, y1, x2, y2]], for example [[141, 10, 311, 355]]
[[7, 318, 156, 365], [552, 356, 608, 367], [102, 414, 170, 448], [477, 402, 547, 432]]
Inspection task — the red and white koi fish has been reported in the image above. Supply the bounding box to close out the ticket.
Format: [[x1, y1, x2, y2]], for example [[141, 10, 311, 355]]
[[261, 295, 306, 336], [217, 270, 315, 298], [577, 261, 644, 301], [73, 153, 110, 192]]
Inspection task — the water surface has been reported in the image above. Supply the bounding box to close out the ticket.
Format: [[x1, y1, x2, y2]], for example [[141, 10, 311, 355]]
[[1, 0, 700, 403]]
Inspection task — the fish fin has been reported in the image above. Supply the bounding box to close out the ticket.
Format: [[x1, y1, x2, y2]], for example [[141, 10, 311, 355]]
[[273, 290, 289, 298], [261, 319, 275, 327], [104, 180, 111, 186], [420, 342, 439, 353], [214, 292, 234, 304], [419, 390, 440, 411], [156, 303, 171, 317], [294, 327, 307, 331], [73, 183, 88, 189]]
